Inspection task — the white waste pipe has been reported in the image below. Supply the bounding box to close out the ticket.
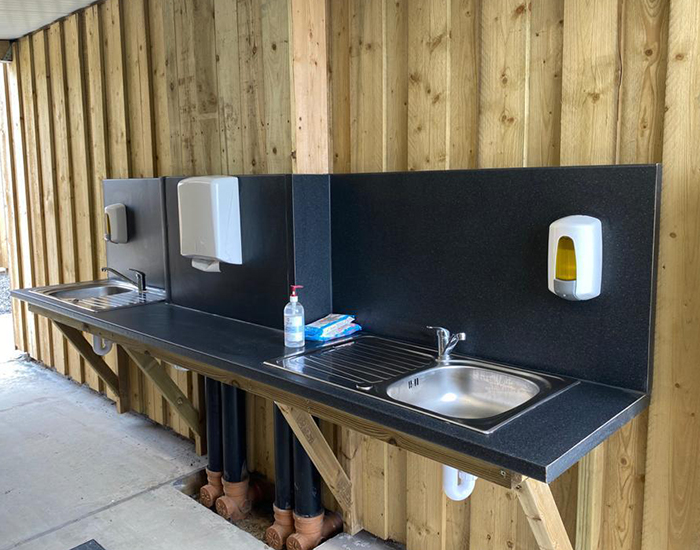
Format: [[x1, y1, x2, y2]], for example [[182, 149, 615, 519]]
[[91, 334, 113, 356], [442, 464, 477, 501]]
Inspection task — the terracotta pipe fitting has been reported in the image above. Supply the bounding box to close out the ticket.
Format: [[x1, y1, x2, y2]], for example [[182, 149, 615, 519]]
[[264, 505, 295, 550], [286, 511, 343, 550], [215, 478, 252, 521], [199, 469, 224, 508]]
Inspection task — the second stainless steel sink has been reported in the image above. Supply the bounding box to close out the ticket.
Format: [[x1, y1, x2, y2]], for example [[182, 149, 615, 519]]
[[30, 280, 166, 312], [266, 336, 575, 433]]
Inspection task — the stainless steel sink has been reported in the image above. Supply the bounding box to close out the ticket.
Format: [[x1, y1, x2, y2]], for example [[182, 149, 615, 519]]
[[266, 336, 575, 433], [30, 280, 166, 312]]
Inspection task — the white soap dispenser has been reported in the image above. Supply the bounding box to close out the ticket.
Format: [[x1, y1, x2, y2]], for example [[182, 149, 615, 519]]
[[104, 203, 128, 244], [284, 285, 305, 348], [548, 215, 603, 301]]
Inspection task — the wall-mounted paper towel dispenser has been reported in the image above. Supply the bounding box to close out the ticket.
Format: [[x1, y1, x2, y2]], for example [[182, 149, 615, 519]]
[[177, 176, 243, 273]]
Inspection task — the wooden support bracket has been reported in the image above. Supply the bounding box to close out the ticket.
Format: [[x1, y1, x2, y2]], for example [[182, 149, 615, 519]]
[[276, 403, 361, 535], [515, 477, 574, 550], [123, 346, 206, 456], [53, 321, 122, 401]]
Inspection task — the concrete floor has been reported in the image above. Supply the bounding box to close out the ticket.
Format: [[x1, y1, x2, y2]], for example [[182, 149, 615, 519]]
[[0, 312, 269, 550]]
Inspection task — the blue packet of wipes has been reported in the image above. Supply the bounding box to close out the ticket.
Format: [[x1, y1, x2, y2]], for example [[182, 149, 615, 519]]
[[305, 322, 362, 342], [305, 314, 355, 338]]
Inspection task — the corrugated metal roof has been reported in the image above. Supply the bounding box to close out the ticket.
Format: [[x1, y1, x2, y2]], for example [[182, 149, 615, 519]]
[[0, 0, 95, 40]]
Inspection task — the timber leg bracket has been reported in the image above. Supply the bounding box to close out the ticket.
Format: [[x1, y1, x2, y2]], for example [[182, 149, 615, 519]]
[[276, 402, 361, 535], [123, 346, 207, 455], [53, 321, 129, 412]]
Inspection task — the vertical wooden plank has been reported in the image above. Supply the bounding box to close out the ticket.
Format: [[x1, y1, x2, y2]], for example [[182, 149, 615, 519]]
[[447, 0, 478, 170], [84, 4, 109, 276], [193, 0, 222, 175], [173, 0, 196, 175], [48, 22, 83, 383], [289, 0, 329, 174], [560, 0, 621, 166], [618, 0, 669, 165], [526, 0, 563, 167], [102, 0, 130, 178], [407, 455, 444, 550], [149, 0, 183, 175], [174, 0, 222, 175], [17, 38, 45, 362], [477, 0, 529, 169], [261, 0, 292, 173], [350, 0, 383, 173], [643, 1, 700, 549], [603, 2, 668, 550], [0, 174, 7, 269], [384, 0, 408, 173], [123, 0, 156, 177], [65, 14, 97, 285], [407, 0, 431, 171], [214, 0, 243, 174], [83, 4, 109, 393], [32, 30, 65, 373], [329, 0, 350, 174], [237, 0, 267, 174], [1, 58, 28, 351]]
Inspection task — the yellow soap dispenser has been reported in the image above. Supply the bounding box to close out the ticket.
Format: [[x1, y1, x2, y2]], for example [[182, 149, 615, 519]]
[[548, 215, 602, 301]]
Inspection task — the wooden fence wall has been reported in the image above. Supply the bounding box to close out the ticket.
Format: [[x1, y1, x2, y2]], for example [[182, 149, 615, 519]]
[[0, 0, 292, 479], [0, 1, 698, 550]]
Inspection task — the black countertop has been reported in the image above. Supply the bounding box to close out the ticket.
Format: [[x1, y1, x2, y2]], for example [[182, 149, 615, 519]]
[[13, 289, 648, 483]]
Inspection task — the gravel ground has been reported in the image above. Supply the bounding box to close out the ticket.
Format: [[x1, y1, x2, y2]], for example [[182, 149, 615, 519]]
[[0, 271, 10, 315]]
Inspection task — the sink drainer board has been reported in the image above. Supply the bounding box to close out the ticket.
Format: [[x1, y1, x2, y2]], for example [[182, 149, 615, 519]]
[[265, 335, 576, 434]]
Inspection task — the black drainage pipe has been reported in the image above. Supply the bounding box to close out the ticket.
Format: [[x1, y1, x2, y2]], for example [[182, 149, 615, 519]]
[[292, 425, 323, 518], [273, 406, 295, 511], [222, 384, 247, 483], [205, 377, 223, 473]]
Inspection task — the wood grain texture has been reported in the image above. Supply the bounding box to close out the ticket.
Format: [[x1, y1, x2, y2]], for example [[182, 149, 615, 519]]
[[0, 60, 27, 350], [643, 1, 700, 549], [289, 0, 330, 173], [18, 37, 48, 364], [48, 23, 83, 384], [516, 478, 574, 550]]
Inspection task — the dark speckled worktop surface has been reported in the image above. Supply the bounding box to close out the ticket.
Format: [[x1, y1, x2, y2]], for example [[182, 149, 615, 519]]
[[13, 288, 648, 483]]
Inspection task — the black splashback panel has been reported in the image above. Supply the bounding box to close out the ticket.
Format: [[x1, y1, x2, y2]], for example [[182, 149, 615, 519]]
[[331, 165, 660, 392], [104, 178, 168, 290], [165, 175, 331, 329]]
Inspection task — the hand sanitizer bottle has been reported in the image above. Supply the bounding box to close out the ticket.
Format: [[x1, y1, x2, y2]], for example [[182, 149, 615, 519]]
[[284, 285, 305, 348]]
